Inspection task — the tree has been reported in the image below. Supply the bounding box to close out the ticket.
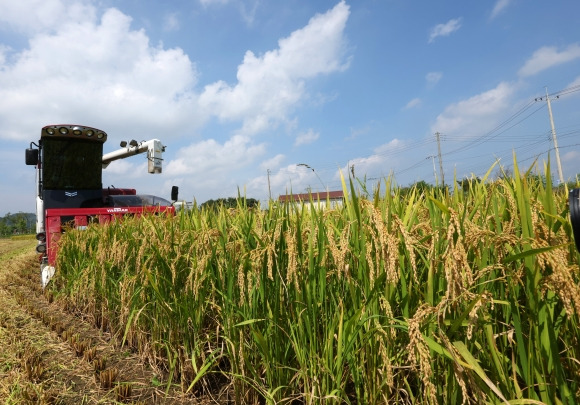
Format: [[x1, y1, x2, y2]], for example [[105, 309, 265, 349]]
[[200, 197, 259, 211], [457, 176, 482, 193], [0, 212, 35, 236], [13, 213, 28, 234]]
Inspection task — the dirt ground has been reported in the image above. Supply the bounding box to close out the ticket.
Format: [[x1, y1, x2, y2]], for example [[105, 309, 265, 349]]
[[0, 237, 213, 404]]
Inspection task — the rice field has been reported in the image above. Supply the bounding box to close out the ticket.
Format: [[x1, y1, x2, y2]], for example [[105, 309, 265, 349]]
[[52, 161, 580, 404]]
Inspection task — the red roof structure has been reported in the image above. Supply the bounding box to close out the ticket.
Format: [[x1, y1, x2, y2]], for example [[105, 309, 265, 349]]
[[278, 190, 344, 203]]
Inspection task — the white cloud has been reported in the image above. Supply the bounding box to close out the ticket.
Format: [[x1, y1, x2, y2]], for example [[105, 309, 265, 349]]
[[0, 6, 200, 141], [294, 129, 319, 146], [404, 98, 421, 109], [197, 0, 258, 26], [102, 159, 135, 175], [199, 0, 230, 6], [0, 0, 353, 206], [0, 0, 96, 35], [426, 71, 442, 85], [163, 13, 180, 31], [335, 139, 407, 180], [166, 135, 266, 177], [428, 18, 462, 43], [198, 1, 351, 136], [261, 163, 324, 196], [519, 44, 580, 77], [0, 0, 350, 144], [374, 138, 406, 156], [346, 124, 373, 140], [431, 82, 515, 136], [164, 134, 267, 201], [568, 75, 580, 89], [563, 150, 580, 163], [260, 154, 285, 171], [490, 0, 512, 19]]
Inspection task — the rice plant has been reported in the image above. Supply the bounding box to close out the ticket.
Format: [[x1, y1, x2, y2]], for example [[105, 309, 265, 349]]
[[52, 160, 580, 404]]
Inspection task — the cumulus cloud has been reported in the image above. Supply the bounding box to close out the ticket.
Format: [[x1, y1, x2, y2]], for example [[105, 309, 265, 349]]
[[198, 0, 259, 26], [199, 0, 230, 6], [431, 82, 515, 136], [247, 162, 318, 199], [568, 75, 580, 89], [166, 135, 266, 177], [198, 0, 351, 136], [260, 154, 285, 171], [490, 0, 512, 19], [0, 0, 96, 35], [428, 18, 462, 43], [519, 44, 580, 77], [0, 0, 350, 143], [0, 0, 352, 206], [404, 98, 421, 109], [0, 6, 199, 141], [336, 138, 407, 180], [563, 150, 580, 163], [163, 12, 180, 31], [294, 129, 319, 146], [165, 135, 267, 200], [426, 71, 442, 85]]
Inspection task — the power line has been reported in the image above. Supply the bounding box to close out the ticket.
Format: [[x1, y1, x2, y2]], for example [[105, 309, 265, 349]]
[[275, 87, 579, 196]]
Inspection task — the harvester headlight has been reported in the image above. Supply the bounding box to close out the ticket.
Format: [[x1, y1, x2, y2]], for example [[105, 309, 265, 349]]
[[86, 129, 94, 137], [36, 243, 46, 254], [46, 127, 55, 135], [59, 127, 69, 135], [97, 132, 105, 139], [72, 127, 82, 136], [36, 232, 46, 242]]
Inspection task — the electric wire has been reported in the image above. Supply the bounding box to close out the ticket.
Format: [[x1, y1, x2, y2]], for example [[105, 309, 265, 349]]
[[276, 86, 580, 196]]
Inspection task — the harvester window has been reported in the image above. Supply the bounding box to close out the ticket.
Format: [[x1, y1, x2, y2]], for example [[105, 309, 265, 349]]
[[43, 138, 102, 190], [108, 194, 172, 207]]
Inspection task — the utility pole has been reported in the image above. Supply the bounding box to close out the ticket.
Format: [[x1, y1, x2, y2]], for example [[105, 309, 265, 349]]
[[428, 155, 438, 185], [544, 87, 565, 184], [436, 132, 445, 187]]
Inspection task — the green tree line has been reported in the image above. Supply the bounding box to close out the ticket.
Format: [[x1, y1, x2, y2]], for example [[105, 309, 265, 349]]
[[0, 212, 35, 236]]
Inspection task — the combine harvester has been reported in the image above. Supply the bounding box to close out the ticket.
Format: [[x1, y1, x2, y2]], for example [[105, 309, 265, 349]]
[[26, 124, 178, 287]]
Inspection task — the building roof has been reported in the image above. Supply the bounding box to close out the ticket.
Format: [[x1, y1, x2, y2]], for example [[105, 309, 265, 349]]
[[278, 190, 344, 203]]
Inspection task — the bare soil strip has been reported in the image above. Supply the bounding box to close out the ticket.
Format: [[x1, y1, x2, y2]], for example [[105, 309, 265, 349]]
[[0, 238, 207, 404]]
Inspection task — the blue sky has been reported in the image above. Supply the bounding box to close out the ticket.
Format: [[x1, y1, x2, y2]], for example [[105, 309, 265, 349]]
[[1, 0, 579, 215]]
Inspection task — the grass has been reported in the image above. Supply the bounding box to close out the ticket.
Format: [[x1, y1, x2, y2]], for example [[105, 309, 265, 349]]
[[53, 161, 580, 404]]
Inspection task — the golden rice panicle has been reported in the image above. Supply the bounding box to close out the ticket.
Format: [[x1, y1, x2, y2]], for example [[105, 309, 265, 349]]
[[364, 223, 377, 287], [237, 260, 246, 305], [438, 332, 473, 405], [339, 223, 351, 279], [467, 292, 492, 340], [263, 222, 282, 281], [366, 200, 399, 285], [184, 229, 216, 296], [538, 245, 580, 316], [375, 297, 396, 392], [501, 180, 517, 234], [362, 200, 380, 285], [326, 221, 343, 276], [394, 215, 418, 284], [442, 210, 474, 303], [379, 296, 396, 341], [284, 229, 298, 289]]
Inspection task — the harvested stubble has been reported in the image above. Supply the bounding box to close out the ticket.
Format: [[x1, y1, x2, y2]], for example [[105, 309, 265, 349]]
[[53, 163, 580, 404]]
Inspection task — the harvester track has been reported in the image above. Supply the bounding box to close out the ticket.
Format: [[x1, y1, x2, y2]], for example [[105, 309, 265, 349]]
[[0, 239, 206, 404]]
